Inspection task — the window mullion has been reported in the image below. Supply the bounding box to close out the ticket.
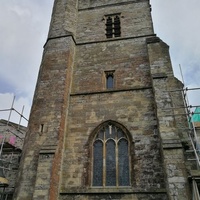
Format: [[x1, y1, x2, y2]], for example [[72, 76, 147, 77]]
[[112, 16, 114, 38], [105, 14, 121, 38], [128, 141, 131, 186], [116, 140, 119, 187], [103, 130, 106, 187]]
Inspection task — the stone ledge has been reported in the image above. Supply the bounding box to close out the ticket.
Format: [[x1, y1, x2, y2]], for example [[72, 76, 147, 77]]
[[146, 36, 160, 44], [77, 34, 156, 45], [78, 0, 148, 11], [152, 73, 168, 79], [70, 86, 152, 96], [60, 187, 167, 194], [39, 145, 57, 154], [162, 139, 182, 149]]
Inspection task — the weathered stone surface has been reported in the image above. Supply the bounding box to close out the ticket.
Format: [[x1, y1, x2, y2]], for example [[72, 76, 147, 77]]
[[14, 0, 193, 199], [0, 120, 26, 199], [147, 38, 191, 199]]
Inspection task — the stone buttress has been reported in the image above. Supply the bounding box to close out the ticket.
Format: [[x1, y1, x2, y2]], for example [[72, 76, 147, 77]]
[[14, 0, 191, 199], [14, 0, 78, 199]]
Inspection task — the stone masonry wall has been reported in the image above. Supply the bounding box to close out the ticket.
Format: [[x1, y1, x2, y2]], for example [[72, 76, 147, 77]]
[[78, 0, 149, 10], [13, 36, 75, 200], [48, 0, 78, 38], [72, 38, 151, 94], [0, 120, 26, 199], [77, 1, 153, 43], [147, 37, 191, 199], [60, 90, 167, 199], [60, 193, 168, 200], [14, 0, 192, 199]]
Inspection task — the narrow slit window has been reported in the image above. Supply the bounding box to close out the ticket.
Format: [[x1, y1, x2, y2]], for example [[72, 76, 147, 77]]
[[114, 16, 121, 37], [106, 17, 113, 38], [40, 124, 44, 133], [105, 71, 115, 89], [107, 75, 114, 89]]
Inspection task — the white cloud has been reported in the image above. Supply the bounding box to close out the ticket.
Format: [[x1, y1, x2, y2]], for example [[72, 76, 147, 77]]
[[0, 0, 54, 99], [9, 5, 31, 17], [0, 0, 53, 125], [151, 0, 200, 107], [0, 0, 199, 125]]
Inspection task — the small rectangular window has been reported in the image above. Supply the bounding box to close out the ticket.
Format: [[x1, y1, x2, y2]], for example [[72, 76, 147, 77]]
[[105, 71, 115, 89], [105, 14, 121, 38]]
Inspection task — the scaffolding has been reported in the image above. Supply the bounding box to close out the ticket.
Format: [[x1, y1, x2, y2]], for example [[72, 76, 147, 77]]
[[184, 87, 200, 200], [0, 96, 28, 199], [167, 79, 200, 199], [0, 74, 199, 198]]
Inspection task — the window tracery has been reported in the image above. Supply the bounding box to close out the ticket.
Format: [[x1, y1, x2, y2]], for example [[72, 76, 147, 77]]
[[92, 122, 130, 187]]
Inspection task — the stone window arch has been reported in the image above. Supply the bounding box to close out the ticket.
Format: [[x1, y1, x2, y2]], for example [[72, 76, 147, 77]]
[[91, 121, 131, 187]]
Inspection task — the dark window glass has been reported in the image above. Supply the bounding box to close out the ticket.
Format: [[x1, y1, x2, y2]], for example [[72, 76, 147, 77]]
[[118, 139, 130, 186], [7, 194, 13, 200], [105, 126, 110, 139], [106, 139, 116, 186], [93, 140, 103, 186], [97, 129, 104, 140], [92, 123, 130, 187], [114, 16, 121, 37], [107, 75, 114, 89], [117, 128, 124, 138], [106, 17, 113, 38], [105, 15, 121, 38], [0, 194, 13, 200]]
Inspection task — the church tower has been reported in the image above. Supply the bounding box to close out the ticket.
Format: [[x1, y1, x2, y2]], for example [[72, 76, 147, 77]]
[[14, 0, 192, 199]]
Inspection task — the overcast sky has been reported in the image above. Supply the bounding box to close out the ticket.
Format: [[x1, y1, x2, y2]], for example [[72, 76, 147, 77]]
[[0, 0, 199, 126]]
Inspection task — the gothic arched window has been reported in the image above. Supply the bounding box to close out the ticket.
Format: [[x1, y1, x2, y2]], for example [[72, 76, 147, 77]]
[[92, 122, 130, 187]]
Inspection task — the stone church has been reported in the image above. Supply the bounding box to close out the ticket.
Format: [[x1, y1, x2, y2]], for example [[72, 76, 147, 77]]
[[13, 0, 199, 199]]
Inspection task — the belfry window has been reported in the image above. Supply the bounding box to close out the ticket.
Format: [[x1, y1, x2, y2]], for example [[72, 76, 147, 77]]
[[92, 122, 130, 187], [105, 71, 114, 89], [105, 14, 121, 38]]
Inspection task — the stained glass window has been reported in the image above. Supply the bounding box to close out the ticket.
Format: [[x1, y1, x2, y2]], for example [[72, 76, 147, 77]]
[[118, 139, 130, 186], [92, 122, 130, 187], [93, 140, 103, 186], [106, 140, 116, 186]]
